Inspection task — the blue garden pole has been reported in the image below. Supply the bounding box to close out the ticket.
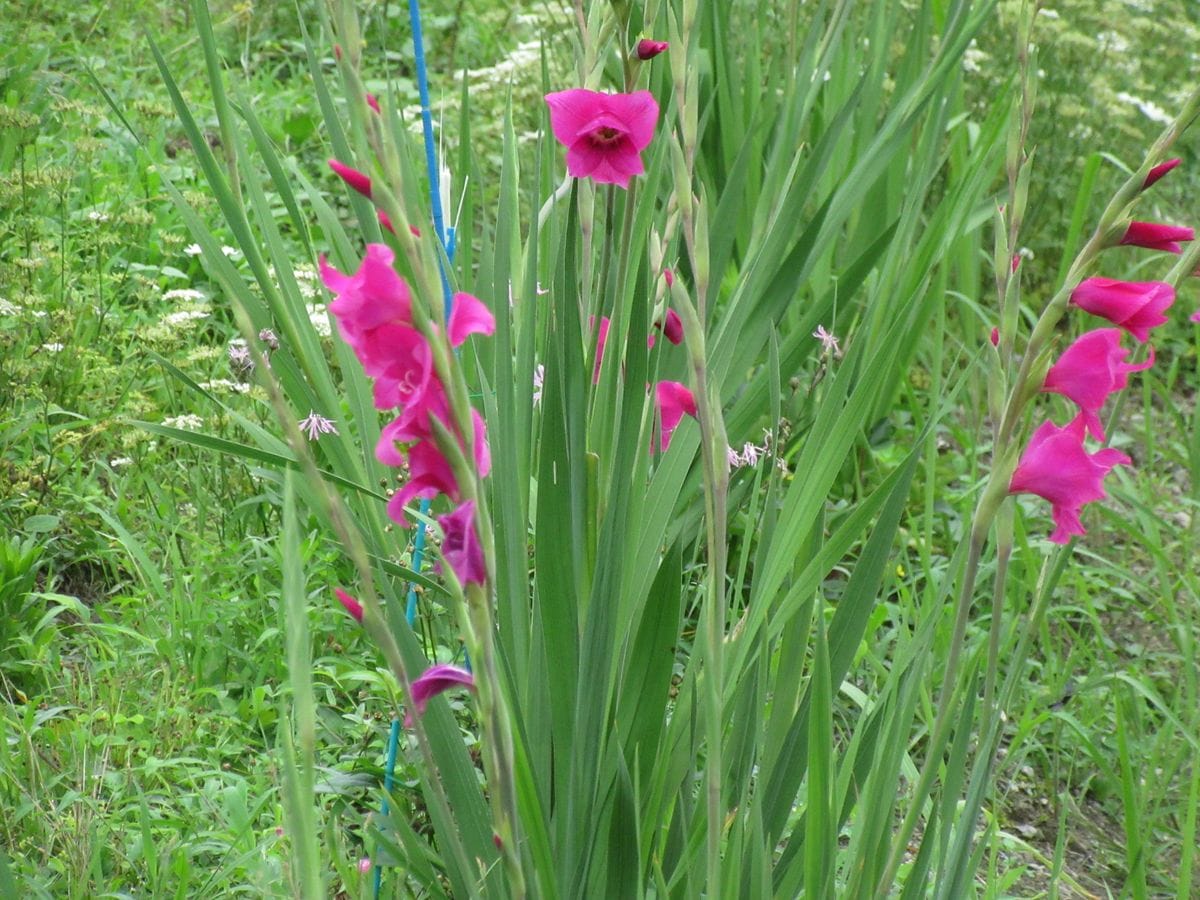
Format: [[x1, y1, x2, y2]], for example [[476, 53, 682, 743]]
[[377, 1, 458, 896]]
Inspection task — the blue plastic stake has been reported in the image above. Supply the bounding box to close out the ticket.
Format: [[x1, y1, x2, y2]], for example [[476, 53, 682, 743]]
[[372, 716, 402, 898], [378, 2, 458, 897]]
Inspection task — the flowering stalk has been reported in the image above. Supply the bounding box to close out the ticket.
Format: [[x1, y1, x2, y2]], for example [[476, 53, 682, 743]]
[[666, 0, 727, 891], [324, 2, 525, 890], [876, 24, 1200, 893]]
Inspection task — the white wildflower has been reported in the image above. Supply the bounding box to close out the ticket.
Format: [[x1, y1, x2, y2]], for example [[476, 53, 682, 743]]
[[184, 243, 203, 256], [163, 288, 206, 302], [162, 309, 210, 328], [1116, 92, 1173, 126], [307, 303, 331, 337], [110, 457, 133, 468], [199, 379, 250, 394], [0, 298, 22, 315], [42, 342, 65, 353], [163, 414, 204, 430], [86, 210, 110, 222], [221, 245, 242, 259]]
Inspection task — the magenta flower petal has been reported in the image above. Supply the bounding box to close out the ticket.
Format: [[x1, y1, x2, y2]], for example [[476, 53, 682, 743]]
[[1008, 418, 1130, 543], [329, 159, 373, 199], [405, 664, 475, 726], [655, 380, 697, 452], [1068, 277, 1174, 343], [366, 93, 381, 114], [1119, 221, 1194, 254], [436, 500, 486, 587], [333, 588, 364, 622], [660, 308, 684, 345], [1143, 158, 1180, 189], [545, 89, 659, 189], [448, 292, 496, 347], [1041, 329, 1153, 441]]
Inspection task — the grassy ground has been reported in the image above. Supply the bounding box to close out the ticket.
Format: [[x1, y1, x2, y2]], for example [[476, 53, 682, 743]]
[[2, 1, 1198, 896]]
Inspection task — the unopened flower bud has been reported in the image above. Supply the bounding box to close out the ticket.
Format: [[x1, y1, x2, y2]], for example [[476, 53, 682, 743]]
[[636, 39, 669, 60]]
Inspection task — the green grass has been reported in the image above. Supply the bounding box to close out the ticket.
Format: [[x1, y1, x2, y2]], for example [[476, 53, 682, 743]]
[[2, 0, 1199, 896]]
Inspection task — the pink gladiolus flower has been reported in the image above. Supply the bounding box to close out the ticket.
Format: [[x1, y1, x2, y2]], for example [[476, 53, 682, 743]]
[[1008, 418, 1130, 544], [989, 327, 1000, 347], [448, 292, 496, 347], [545, 89, 660, 189], [359, 324, 434, 409], [366, 93, 381, 114], [1143, 158, 1180, 189], [1041, 329, 1153, 441], [663, 268, 674, 287], [333, 588, 364, 622], [1068, 277, 1174, 343], [436, 500, 486, 587], [1119, 221, 1194, 254], [405, 664, 475, 726], [1192, 309, 1200, 322], [321, 244, 413, 347], [329, 159, 372, 199], [387, 439, 461, 526], [655, 380, 697, 452], [636, 39, 669, 60]]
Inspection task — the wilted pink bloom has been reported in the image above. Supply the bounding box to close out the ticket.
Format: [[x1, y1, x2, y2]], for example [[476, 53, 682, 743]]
[[592, 316, 610, 384], [655, 380, 697, 452], [545, 89, 660, 189], [1041, 329, 1153, 440], [333, 588, 364, 622], [1143, 158, 1180, 189], [1008, 418, 1130, 543], [447, 292, 496, 347], [1119, 221, 1194, 253], [1069, 277, 1174, 343], [636, 39, 669, 60], [329, 159, 372, 199], [366, 93, 381, 114], [436, 500, 486, 587], [405, 664, 475, 725]]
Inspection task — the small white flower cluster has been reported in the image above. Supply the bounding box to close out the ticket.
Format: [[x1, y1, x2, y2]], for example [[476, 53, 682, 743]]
[[199, 378, 251, 394], [42, 342, 65, 353], [962, 40, 987, 74], [163, 288, 206, 302], [307, 303, 332, 337], [163, 413, 205, 430], [86, 210, 110, 223], [0, 298, 22, 316], [161, 309, 210, 329], [184, 243, 203, 256], [1115, 91, 1173, 126]]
